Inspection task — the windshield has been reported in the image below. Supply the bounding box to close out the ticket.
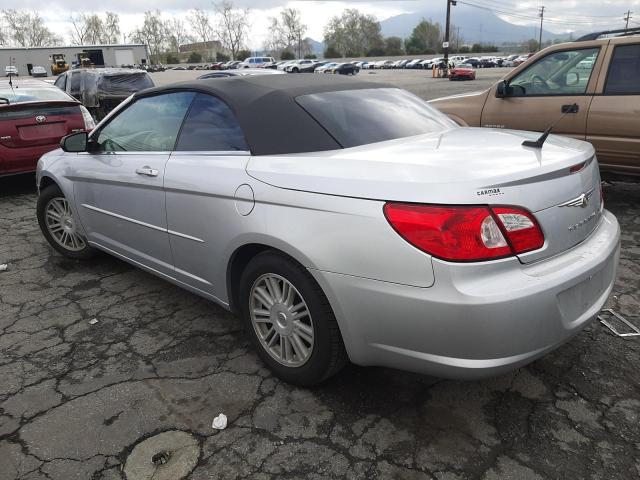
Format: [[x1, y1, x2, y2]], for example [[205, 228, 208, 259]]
[[0, 86, 73, 104], [296, 88, 456, 148]]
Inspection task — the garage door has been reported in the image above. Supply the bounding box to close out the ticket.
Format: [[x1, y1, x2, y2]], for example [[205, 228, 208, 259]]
[[115, 49, 135, 66]]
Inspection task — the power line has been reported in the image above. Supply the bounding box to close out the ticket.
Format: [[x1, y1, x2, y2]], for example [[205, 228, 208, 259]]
[[456, 0, 627, 29]]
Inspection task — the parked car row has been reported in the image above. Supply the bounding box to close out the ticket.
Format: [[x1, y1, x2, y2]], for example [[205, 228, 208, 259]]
[[246, 59, 362, 75], [157, 53, 532, 75]]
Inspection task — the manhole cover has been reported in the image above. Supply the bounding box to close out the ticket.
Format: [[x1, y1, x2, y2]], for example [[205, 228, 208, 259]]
[[124, 430, 200, 480]]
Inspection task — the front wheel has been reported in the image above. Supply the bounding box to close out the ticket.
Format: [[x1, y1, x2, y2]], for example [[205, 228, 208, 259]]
[[239, 251, 347, 386], [37, 184, 96, 259]]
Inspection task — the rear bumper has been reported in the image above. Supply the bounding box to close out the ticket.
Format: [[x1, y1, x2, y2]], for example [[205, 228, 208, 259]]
[[313, 210, 620, 379]]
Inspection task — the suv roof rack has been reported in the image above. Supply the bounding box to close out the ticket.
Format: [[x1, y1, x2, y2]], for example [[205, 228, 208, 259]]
[[577, 27, 640, 41]]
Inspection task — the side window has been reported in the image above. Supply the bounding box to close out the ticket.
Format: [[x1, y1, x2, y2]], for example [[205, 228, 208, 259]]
[[54, 75, 66, 91], [95, 92, 195, 152], [175, 93, 249, 152], [510, 47, 600, 96], [605, 44, 640, 95], [70, 72, 81, 96]]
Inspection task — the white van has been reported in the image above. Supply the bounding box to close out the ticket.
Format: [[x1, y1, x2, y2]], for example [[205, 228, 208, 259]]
[[240, 57, 276, 69]]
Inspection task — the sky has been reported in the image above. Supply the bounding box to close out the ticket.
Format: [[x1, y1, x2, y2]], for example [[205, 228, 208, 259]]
[[15, 0, 640, 49]]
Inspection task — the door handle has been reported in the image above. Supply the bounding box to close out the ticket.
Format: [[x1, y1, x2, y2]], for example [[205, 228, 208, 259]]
[[135, 166, 159, 177], [561, 104, 579, 114]]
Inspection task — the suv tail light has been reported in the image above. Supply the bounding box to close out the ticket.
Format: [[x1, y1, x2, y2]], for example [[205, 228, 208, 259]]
[[383, 203, 544, 262], [79, 105, 96, 131]]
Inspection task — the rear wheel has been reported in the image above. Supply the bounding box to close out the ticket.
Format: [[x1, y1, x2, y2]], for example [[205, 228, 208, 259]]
[[239, 251, 347, 386], [37, 184, 95, 260]]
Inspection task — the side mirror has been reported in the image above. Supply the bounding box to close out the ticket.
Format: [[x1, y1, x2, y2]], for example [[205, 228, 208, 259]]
[[60, 131, 88, 152], [566, 72, 579, 86], [495, 80, 509, 98]]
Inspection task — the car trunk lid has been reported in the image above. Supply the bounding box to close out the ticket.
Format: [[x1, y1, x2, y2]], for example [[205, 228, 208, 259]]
[[247, 127, 601, 263], [0, 101, 84, 149]]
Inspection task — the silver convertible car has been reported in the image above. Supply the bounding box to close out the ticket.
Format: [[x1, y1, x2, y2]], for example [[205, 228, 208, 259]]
[[36, 75, 620, 386]]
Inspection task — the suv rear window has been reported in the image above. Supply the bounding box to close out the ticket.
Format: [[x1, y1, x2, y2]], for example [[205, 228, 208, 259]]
[[98, 73, 154, 94], [296, 88, 456, 148], [605, 44, 640, 95]]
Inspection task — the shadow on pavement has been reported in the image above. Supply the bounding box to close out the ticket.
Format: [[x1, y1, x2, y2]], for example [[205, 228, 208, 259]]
[[0, 173, 37, 198]]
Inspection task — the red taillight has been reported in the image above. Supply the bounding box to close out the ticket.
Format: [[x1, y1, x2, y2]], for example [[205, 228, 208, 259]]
[[384, 203, 544, 262], [79, 105, 96, 131], [491, 207, 544, 254]]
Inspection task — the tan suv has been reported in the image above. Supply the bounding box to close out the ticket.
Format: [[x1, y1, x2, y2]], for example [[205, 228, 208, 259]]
[[430, 29, 640, 178]]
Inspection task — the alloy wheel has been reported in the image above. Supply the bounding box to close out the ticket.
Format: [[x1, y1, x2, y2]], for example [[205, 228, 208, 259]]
[[44, 197, 86, 252], [249, 273, 314, 367]]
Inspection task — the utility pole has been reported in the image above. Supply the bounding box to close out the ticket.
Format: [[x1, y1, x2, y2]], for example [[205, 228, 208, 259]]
[[624, 10, 632, 31], [443, 0, 456, 77], [538, 6, 545, 51]]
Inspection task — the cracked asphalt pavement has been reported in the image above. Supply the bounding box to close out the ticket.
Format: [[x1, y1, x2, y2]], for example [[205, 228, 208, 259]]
[[1, 174, 639, 480]]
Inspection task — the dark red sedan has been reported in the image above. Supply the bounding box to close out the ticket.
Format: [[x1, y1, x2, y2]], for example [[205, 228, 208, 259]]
[[0, 79, 94, 177], [449, 63, 476, 81]]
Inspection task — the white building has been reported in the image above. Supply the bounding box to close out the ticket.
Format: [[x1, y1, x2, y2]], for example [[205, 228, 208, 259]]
[[1, 44, 150, 76]]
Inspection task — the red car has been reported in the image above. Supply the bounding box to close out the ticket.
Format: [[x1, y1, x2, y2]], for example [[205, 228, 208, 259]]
[[449, 63, 476, 81], [0, 78, 94, 177]]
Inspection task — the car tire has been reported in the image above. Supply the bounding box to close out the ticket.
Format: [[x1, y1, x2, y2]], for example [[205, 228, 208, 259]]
[[292, 67, 299, 73], [37, 184, 96, 260], [239, 250, 348, 386]]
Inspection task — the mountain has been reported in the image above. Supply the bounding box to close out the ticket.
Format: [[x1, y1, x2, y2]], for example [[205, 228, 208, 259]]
[[305, 37, 325, 57], [381, 4, 564, 44]]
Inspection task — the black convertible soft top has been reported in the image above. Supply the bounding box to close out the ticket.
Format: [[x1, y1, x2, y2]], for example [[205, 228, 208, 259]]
[[135, 75, 393, 155]]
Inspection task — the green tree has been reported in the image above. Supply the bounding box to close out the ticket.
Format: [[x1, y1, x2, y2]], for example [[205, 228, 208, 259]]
[[2, 9, 61, 47], [364, 47, 384, 57], [304, 53, 317, 59], [526, 39, 540, 52], [131, 10, 168, 64], [236, 49, 251, 61], [216, 52, 230, 62], [187, 51, 202, 63], [280, 49, 295, 60], [404, 19, 441, 55], [323, 9, 384, 58], [323, 46, 340, 59], [164, 53, 180, 64], [265, 8, 307, 58], [214, 1, 250, 60], [384, 36, 404, 56]]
